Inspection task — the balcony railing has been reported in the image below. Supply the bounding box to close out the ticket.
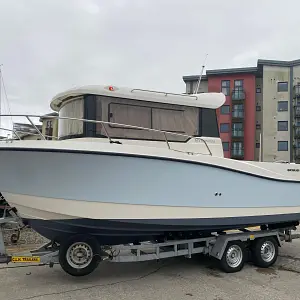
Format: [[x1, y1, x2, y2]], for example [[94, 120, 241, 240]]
[[232, 129, 244, 138], [295, 107, 300, 117], [232, 110, 244, 119], [294, 85, 300, 98], [294, 148, 300, 159], [295, 129, 300, 139], [231, 148, 244, 158], [232, 89, 245, 101]]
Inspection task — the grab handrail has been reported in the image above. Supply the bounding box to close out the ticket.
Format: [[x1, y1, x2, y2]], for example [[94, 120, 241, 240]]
[[0, 114, 213, 156], [130, 88, 198, 100]]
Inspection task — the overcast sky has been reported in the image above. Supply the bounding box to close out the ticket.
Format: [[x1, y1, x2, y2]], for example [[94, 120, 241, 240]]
[[0, 0, 299, 132]]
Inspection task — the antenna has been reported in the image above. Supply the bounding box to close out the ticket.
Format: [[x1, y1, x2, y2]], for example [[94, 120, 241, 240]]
[[194, 54, 208, 94]]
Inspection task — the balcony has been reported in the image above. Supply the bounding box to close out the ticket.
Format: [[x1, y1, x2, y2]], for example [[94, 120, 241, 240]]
[[232, 129, 244, 140], [232, 110, 244, 120], [294, 121, 300, 129], [295, 107, 300, 117], [231, 148, 244, 159], [295, 129, 300, 139], [294, 148, 300, 159], [232, 89, 245, 101], [294, 84, 300, 98]]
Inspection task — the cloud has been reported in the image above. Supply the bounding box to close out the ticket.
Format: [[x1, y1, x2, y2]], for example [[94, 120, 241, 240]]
[[0, 0, 300, 135]]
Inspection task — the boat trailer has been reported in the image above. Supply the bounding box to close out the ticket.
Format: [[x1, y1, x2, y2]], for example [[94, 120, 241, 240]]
[[0, 213, 299, 277]]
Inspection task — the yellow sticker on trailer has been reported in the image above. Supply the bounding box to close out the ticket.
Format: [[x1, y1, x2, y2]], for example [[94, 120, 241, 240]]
[[11, 256, 41, 263]]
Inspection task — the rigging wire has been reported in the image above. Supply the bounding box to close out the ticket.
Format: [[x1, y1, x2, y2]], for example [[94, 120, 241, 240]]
[[0, 65, 14, 136]]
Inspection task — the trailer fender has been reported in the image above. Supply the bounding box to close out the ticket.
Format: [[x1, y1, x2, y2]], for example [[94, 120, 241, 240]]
[[209, 230, 281, 260]]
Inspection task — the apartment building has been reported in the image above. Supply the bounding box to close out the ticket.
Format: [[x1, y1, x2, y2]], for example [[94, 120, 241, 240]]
[[10, 112, 58, 141], [183, 68, 257, 161], [183, 59, 300, 163], [12, 122, 43, 140]]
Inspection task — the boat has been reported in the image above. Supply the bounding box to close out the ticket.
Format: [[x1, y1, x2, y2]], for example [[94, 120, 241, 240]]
[[0, 84, 300, 246]]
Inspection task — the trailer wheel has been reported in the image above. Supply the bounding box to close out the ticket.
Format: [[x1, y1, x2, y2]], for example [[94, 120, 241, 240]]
[[219, 241, 245, 273], [59, 235, 101, 277], [250, 237, 278, 268], [10, 232, 19, 244]]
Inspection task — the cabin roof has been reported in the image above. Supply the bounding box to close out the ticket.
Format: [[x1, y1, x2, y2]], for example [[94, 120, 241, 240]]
[[50, 84, 225, 111]]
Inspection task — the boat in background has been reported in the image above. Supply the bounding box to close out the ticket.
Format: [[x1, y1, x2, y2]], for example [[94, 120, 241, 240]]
[[0, 84, 300, 247]]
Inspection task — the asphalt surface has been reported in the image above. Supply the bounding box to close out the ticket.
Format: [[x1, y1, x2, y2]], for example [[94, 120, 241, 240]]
[[2, 237, 300, 300]]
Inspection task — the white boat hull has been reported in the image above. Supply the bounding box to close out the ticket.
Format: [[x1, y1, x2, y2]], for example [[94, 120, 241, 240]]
[[1, 141, 300, 244]]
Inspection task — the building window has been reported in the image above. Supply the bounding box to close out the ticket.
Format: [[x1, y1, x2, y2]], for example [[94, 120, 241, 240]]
[[45, 120, 53, 140], [232, 122, 243, 137], [186, 82, 193, 94], [46, 121, 53, 128], [220, 105, 230, 114], [221, 80, 230, 96], [232, 141, 243, 149], [277, 121, 288, 131], [256, 142, 260, 148], [278, 101, 288, 111], [256, 105, 261, 111], [256, 88, 261, 93], [278, 141, 288, 151], [220, 123, 230, 133], [234, 80, 244, 88], [256, 124, 261, 129], [222, 142, 229, 151], [232, 142, 244, 156], [232, 122, 243, 130], [277, 81, 288, 92], [232, 104, 244, 118]]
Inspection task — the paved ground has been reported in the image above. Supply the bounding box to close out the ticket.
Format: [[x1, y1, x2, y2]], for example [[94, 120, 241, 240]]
[[2, 236, 300, 300]]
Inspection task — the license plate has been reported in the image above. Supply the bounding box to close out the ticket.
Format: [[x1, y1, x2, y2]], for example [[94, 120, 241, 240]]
[[11, 256, 41, 263]]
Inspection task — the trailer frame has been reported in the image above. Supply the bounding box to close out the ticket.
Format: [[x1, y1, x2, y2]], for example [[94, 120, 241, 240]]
[[0, 213, 298, 276]]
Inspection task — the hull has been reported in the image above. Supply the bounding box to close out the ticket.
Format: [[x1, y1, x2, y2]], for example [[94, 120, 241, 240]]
[[21, 216, 300, 245], [4, 193, 300, 245], [1, 143, 300, 245]]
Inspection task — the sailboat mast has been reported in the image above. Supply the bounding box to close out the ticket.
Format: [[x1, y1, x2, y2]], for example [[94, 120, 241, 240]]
[[0, 64, 2, 133], [194, 54, 208, 94]]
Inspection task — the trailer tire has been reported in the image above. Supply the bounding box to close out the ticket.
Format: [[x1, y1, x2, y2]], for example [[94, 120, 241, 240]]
[[219, 241, 245, 273], [250, 236, 278, 268], [10, 233, 19, 244], [59, 234, 101, 277]]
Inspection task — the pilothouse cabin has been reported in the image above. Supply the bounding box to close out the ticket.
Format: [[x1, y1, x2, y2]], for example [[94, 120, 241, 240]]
[[50, 85, 225, 148]]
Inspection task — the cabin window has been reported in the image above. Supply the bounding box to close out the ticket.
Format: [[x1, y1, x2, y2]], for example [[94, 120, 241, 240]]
[[109, 103, 151, 129], [58, 97, 84, 138], [57, 94, 221, 141], [201, 108, 219, 137], [94, 95, 199, 142], [152, 108, 185, 133]]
